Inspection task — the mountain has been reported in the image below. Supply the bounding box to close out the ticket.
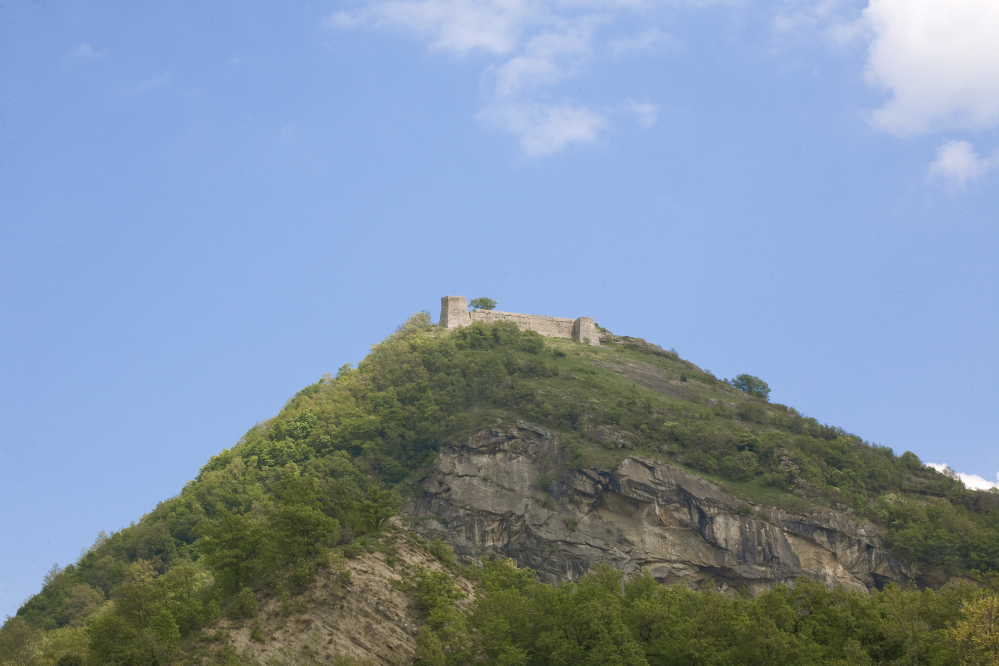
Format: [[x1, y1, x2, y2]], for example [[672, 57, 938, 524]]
[[3, 313, 998, 665]]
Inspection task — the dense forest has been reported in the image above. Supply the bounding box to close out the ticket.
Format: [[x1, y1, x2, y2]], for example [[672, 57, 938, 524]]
[[3, 314, 998, 665]]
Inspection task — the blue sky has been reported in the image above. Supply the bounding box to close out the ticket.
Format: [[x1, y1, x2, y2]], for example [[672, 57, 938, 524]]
[[1, 0, 998, 616]]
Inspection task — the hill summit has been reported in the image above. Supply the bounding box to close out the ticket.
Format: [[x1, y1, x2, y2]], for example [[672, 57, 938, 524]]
[[4, 310, 999, 665]]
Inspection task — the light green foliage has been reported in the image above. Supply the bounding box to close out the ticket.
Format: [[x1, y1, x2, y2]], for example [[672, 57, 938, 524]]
[[410, 566, 471, 665], [0, 616, 41, 666], [469, 297, 497, 310], [949, 593, 999, 665], [428, 539, 457, 569]]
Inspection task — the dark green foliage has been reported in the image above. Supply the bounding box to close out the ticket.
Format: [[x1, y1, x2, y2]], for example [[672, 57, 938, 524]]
[[469, 297, 497, 311], [57, 655, 85, 666], [730, 374, 771, 399], [411, 559, 992, 666]]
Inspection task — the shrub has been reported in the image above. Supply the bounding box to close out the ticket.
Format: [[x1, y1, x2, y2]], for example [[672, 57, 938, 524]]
[[738, 401, 767, 423], [723, 451, 760, 480], [428, 539, 457, 569], [688, 452, 718, 473], [236, 587, 258, 619]]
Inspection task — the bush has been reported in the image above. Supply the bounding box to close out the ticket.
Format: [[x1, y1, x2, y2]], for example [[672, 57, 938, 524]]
[[723, 451, 760, 480], [737, 401, 767, 423], [687, 452, 718, 473], [428, 539, 457, 569], [235, 587, 258, 619]]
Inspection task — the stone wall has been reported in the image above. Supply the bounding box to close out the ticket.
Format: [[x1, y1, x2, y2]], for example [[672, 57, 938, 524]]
[[439, 296, 600, 346], [470, 310, 575, 338]]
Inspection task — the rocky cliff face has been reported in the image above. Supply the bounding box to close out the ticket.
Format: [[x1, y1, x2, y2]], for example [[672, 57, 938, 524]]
[[216, 521, 473, 666], [406, 422, 910, 594]]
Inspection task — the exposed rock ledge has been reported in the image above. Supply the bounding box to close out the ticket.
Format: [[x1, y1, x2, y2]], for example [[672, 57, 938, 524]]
[[405, 422, 910, 594]]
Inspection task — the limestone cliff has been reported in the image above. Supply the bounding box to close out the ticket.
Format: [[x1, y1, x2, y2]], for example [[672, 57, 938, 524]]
[[406, 422, 910, 594]]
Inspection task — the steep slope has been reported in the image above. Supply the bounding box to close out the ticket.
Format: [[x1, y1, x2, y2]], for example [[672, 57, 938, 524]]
[[407, 421, 910, 594], [213, 521, 473, 666], [4, 313, 998, 666]]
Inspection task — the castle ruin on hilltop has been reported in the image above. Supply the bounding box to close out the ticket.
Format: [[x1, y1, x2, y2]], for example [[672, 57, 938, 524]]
[[440, 296, 601, 346]]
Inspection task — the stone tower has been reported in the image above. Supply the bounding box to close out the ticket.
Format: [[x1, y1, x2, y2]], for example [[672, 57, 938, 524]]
[[440, 295, 472, 330]]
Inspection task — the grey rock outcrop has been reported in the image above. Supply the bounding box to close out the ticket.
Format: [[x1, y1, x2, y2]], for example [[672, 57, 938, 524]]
[[405, 422, 910, 594]]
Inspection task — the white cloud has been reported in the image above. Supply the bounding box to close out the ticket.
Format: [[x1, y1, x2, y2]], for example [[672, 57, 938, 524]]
[[477, 102, 605, 156], [863, 0, 999, 136], [135, 73, 172, 93], [927, 463, 999, 491], [492, 19, 599, 97], [608, 28, 684, 54], [624, 99, 658, 128], [334, 0, 535, 56], [330, 0, 683, 156], [75, 43, 102, 58], [927, 140, 997, 188], [774, 0, 851, 39]]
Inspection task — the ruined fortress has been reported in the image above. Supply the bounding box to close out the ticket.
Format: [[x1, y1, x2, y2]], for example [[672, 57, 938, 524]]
[[440, 296, 601, 346]]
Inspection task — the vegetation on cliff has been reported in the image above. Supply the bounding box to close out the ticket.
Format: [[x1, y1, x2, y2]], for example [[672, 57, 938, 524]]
[[3, 314, 999, 665], [411, 557, 999, 666]]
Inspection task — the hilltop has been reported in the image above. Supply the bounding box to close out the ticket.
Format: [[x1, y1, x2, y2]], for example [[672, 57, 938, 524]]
[[3, 313, 998, 665]]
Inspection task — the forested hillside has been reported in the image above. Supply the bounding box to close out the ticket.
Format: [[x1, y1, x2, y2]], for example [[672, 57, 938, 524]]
[[3, 314, 998, 665]]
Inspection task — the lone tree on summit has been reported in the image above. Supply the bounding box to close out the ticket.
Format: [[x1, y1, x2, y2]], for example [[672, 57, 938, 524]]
[[469, 297, 497, 310], [730, 374, 770, 400]]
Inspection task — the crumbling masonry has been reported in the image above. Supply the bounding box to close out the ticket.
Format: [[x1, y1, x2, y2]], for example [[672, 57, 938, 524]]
[[440, 296, 600, 346]]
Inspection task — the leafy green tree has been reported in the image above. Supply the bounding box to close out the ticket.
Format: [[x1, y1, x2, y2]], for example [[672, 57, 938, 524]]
[[949, 593, 999, 665], [411, 567, 471, 666], [0, 616, 41, 666], [730, 374, 771, 399], [196, 511, 266, 594], [86, 613, 144, 666], [469, 297, 497, 311]]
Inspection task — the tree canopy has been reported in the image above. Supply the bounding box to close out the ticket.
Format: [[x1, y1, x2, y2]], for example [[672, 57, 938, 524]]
[[469, 297, 497, 311], [730, 373, 770, 399]]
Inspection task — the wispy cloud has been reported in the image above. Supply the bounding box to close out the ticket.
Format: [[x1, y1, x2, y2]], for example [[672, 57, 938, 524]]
[[927, 140, 997, 189], [927, 463, 999, 491], [134, 73, 172, 93], [331, 0, 534, 56], [74, 43, 103, 58], [609, 28, 684, 55], [477, 102, 605, 156], [492, 18, 600, 97], [329, 0, 690, 155], [773, 0, 855, 41], [623, 99, 658, 128]]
